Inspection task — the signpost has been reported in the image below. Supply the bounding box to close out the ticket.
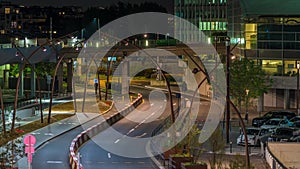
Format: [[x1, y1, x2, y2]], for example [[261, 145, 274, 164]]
[[24, 134, 36, 169]]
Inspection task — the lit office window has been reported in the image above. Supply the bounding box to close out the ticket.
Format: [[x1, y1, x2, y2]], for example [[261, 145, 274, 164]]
[[11, 21, 17, 28], [5, 8, 10, 14]]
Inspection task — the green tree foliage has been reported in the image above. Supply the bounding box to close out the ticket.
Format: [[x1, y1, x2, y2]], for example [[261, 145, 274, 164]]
[[35, 62, 56, 77], [208, 127, 226, 169], [229, 58, 272, 110], [81, 2, 167, 38], [9, 64, 30, 77]]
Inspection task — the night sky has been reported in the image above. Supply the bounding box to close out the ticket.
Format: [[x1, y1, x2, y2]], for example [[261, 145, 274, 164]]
[[11, 0, 174, 13]]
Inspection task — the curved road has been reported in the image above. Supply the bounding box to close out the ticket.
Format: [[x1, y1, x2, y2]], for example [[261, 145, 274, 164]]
[[31, 86, 207, 169]]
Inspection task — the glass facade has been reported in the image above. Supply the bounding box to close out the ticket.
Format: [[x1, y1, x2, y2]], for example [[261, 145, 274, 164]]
[[175, 0, 227, 42], [227, 0, 300, 76]]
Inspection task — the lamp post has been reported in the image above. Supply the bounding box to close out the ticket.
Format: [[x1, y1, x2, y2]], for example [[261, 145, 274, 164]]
[[245, 89, 250, 123], [297, 62, 300, 115], [225, 37, 231, 144]]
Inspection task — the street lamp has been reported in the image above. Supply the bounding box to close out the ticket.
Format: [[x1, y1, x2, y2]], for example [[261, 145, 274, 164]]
[[245, 89, 250, 123], [297, 62, 300, 115], [225, 37, 230, 144]]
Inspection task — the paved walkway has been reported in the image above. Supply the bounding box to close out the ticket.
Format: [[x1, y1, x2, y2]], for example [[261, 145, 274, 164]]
[[0, 94, 113, 168]]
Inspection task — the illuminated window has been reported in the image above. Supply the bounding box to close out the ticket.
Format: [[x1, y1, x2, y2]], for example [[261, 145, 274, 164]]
[[16, 9, 19, 14], [11, 21, 17, 28], [5, 8, 10, 14]]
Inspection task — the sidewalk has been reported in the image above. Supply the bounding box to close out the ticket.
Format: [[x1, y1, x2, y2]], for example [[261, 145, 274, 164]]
[[0, 93, 109, 168], [16, 112, 100, 169]]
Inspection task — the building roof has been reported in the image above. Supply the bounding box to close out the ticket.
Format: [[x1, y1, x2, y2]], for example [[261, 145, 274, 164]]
[[240, 0, 300, 17]]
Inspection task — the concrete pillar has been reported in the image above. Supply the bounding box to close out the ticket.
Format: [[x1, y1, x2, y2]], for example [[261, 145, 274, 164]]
[[19, 63, 24, 97], [3, 69, 9, 89], [30, 64, 36, 97], [67, 60, 73, 92], [284, 89, 290, 109], [121, 60, 129, 100], [257, 94, 264, 115], [57, 63, 64, 93]]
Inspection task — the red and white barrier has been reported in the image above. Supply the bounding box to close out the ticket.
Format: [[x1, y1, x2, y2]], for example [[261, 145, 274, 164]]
[[69, 94, 143, 169]]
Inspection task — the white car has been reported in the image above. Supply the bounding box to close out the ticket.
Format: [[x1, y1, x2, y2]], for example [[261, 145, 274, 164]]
[[237, 128, 260, 146]]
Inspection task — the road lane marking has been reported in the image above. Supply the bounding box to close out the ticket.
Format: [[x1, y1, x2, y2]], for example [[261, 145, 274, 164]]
[[107, 153, 111, 158], [114, 139, 120, 144], [136, 133, 147, 138], [31, 132, 40, 135], [46, 161, 63, 164], [44, 133, 53, 136]]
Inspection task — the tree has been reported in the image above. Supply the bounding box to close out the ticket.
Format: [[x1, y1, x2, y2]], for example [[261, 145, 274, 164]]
[[207, 127, 226, 169], [229, 58, 272, 111]]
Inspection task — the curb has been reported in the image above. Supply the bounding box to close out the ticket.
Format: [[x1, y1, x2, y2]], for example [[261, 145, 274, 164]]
[[17, 100, 114, 169], [35, 101, 114, 151], [69, 94, 143, 169]]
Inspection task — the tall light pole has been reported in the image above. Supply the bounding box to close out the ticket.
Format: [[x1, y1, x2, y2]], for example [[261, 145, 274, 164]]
[[245, 89, 250, 123], [297, 61, 300, 115], [225, 37, 231, 144]]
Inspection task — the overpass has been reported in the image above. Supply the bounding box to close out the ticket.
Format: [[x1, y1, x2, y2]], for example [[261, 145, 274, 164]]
[[0, 38, 222, 100]]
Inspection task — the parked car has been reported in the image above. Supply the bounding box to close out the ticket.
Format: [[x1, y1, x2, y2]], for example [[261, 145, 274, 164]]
[[268, 127, 297, 142], [254, 128, 273, 146], [260, 118, 283, 130], [237, 127, 260, 146], [252, 110, 296, 127], [290, 135, 300, 142], [292, 121, 300, 129], [290, 116, 300, 123]]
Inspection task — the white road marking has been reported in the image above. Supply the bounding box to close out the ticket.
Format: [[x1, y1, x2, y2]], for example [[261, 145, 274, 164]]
[[127, 129, 135, 134], [114, 139, 120, 144], [31, 132, 40, 135], [136, 133, 147, 138], [150, 103, 154, 106], [47, 161, 63, 164], [107, 153, 111, 158], [44, 133, 53, 136]]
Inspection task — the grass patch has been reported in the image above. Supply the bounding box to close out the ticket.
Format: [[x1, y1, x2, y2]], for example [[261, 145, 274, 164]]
[[0, 114, 74, 146], [45, 101, 75, 112], [45, 100, 112, 113]]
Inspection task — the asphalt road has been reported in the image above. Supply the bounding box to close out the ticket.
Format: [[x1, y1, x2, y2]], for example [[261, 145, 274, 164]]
[[30, 85, 247, 169], [79, 86, 172, 169], [30, 115, 108, 169]]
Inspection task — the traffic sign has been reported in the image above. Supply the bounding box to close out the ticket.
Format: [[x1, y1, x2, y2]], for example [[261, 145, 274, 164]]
[[24, 134, 36, 165], [25, 147, 35, 154], [24, 134, 36, 145]]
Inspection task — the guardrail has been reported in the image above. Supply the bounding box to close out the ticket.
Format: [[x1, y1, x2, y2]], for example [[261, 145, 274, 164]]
[[149, 98, 190, 169], [69, 94, 143, 169], [265, 143, 288, 169]]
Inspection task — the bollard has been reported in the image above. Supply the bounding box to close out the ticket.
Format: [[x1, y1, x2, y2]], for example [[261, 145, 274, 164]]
[[230, 142, 232, 153]]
